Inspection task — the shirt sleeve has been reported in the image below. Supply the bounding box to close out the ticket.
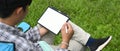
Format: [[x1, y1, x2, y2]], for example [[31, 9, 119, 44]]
[[15, 37, 43, 51], [25, 26, 41, 42], [14, 35, 68, 51], [11, 36, 68, 51]]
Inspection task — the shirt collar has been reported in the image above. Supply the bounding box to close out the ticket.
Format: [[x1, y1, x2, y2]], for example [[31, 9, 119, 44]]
[[0, 22, 20, 34]]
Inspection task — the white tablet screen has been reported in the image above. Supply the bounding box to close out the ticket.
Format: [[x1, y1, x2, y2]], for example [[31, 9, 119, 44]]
[[38, 7, 69, 34]]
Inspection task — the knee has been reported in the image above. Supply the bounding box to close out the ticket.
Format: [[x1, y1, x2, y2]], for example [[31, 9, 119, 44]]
[[68, 40, 86, 51]]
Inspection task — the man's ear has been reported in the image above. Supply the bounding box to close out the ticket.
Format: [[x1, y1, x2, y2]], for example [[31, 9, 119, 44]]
[[15, 7, 23, 15]]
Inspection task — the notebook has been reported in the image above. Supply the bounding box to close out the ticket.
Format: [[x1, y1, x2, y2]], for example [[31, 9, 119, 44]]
[[38, 7, 69, 34]]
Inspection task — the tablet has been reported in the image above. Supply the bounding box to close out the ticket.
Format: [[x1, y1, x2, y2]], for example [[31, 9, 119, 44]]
[[38, 7, 69, 34]]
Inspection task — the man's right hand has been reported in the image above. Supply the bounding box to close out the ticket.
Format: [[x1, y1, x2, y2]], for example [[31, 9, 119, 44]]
[[60, 22, 74, 49]]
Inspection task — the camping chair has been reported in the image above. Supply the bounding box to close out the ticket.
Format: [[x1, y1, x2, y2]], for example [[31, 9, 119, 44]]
[[0, 41, 15, 51], [17, 22, 30, 32]]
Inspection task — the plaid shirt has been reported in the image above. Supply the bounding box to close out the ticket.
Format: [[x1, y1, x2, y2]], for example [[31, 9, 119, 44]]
[[0, 22, 68, 51]]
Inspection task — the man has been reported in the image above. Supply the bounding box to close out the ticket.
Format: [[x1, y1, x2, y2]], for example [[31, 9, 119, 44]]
[[0, 0, 112, 51]]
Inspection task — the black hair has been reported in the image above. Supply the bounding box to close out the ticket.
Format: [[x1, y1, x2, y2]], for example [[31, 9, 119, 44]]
[[0, 0, 32, 18]]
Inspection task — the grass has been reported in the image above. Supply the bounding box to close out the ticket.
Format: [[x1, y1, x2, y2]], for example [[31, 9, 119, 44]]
[[24, 0, 120, 51]]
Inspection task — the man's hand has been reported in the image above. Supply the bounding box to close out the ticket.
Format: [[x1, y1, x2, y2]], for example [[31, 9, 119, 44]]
[[39, 27, 48, 37], [60, 22, 74, 49]]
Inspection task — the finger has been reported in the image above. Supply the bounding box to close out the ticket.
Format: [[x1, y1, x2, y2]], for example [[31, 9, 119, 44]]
[[67, 23, 72, 29], [61, 23, 67, 30]]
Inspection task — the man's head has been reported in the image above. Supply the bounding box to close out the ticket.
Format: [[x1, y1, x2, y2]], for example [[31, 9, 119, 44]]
[[0, 0, 32, 18], [0, 0, 32, 26]]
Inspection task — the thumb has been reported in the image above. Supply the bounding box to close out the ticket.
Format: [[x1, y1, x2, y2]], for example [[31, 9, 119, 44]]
[[61, 23, 67, 30]]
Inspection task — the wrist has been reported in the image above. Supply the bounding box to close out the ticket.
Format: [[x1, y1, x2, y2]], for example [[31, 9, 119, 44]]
[[62, 39, 69, 43], [60, 41, 69, 49], [61, 41, 69, 46]]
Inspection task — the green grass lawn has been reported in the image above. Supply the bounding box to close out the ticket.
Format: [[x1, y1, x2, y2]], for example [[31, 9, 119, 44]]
[[24, 0, 120, 51]]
